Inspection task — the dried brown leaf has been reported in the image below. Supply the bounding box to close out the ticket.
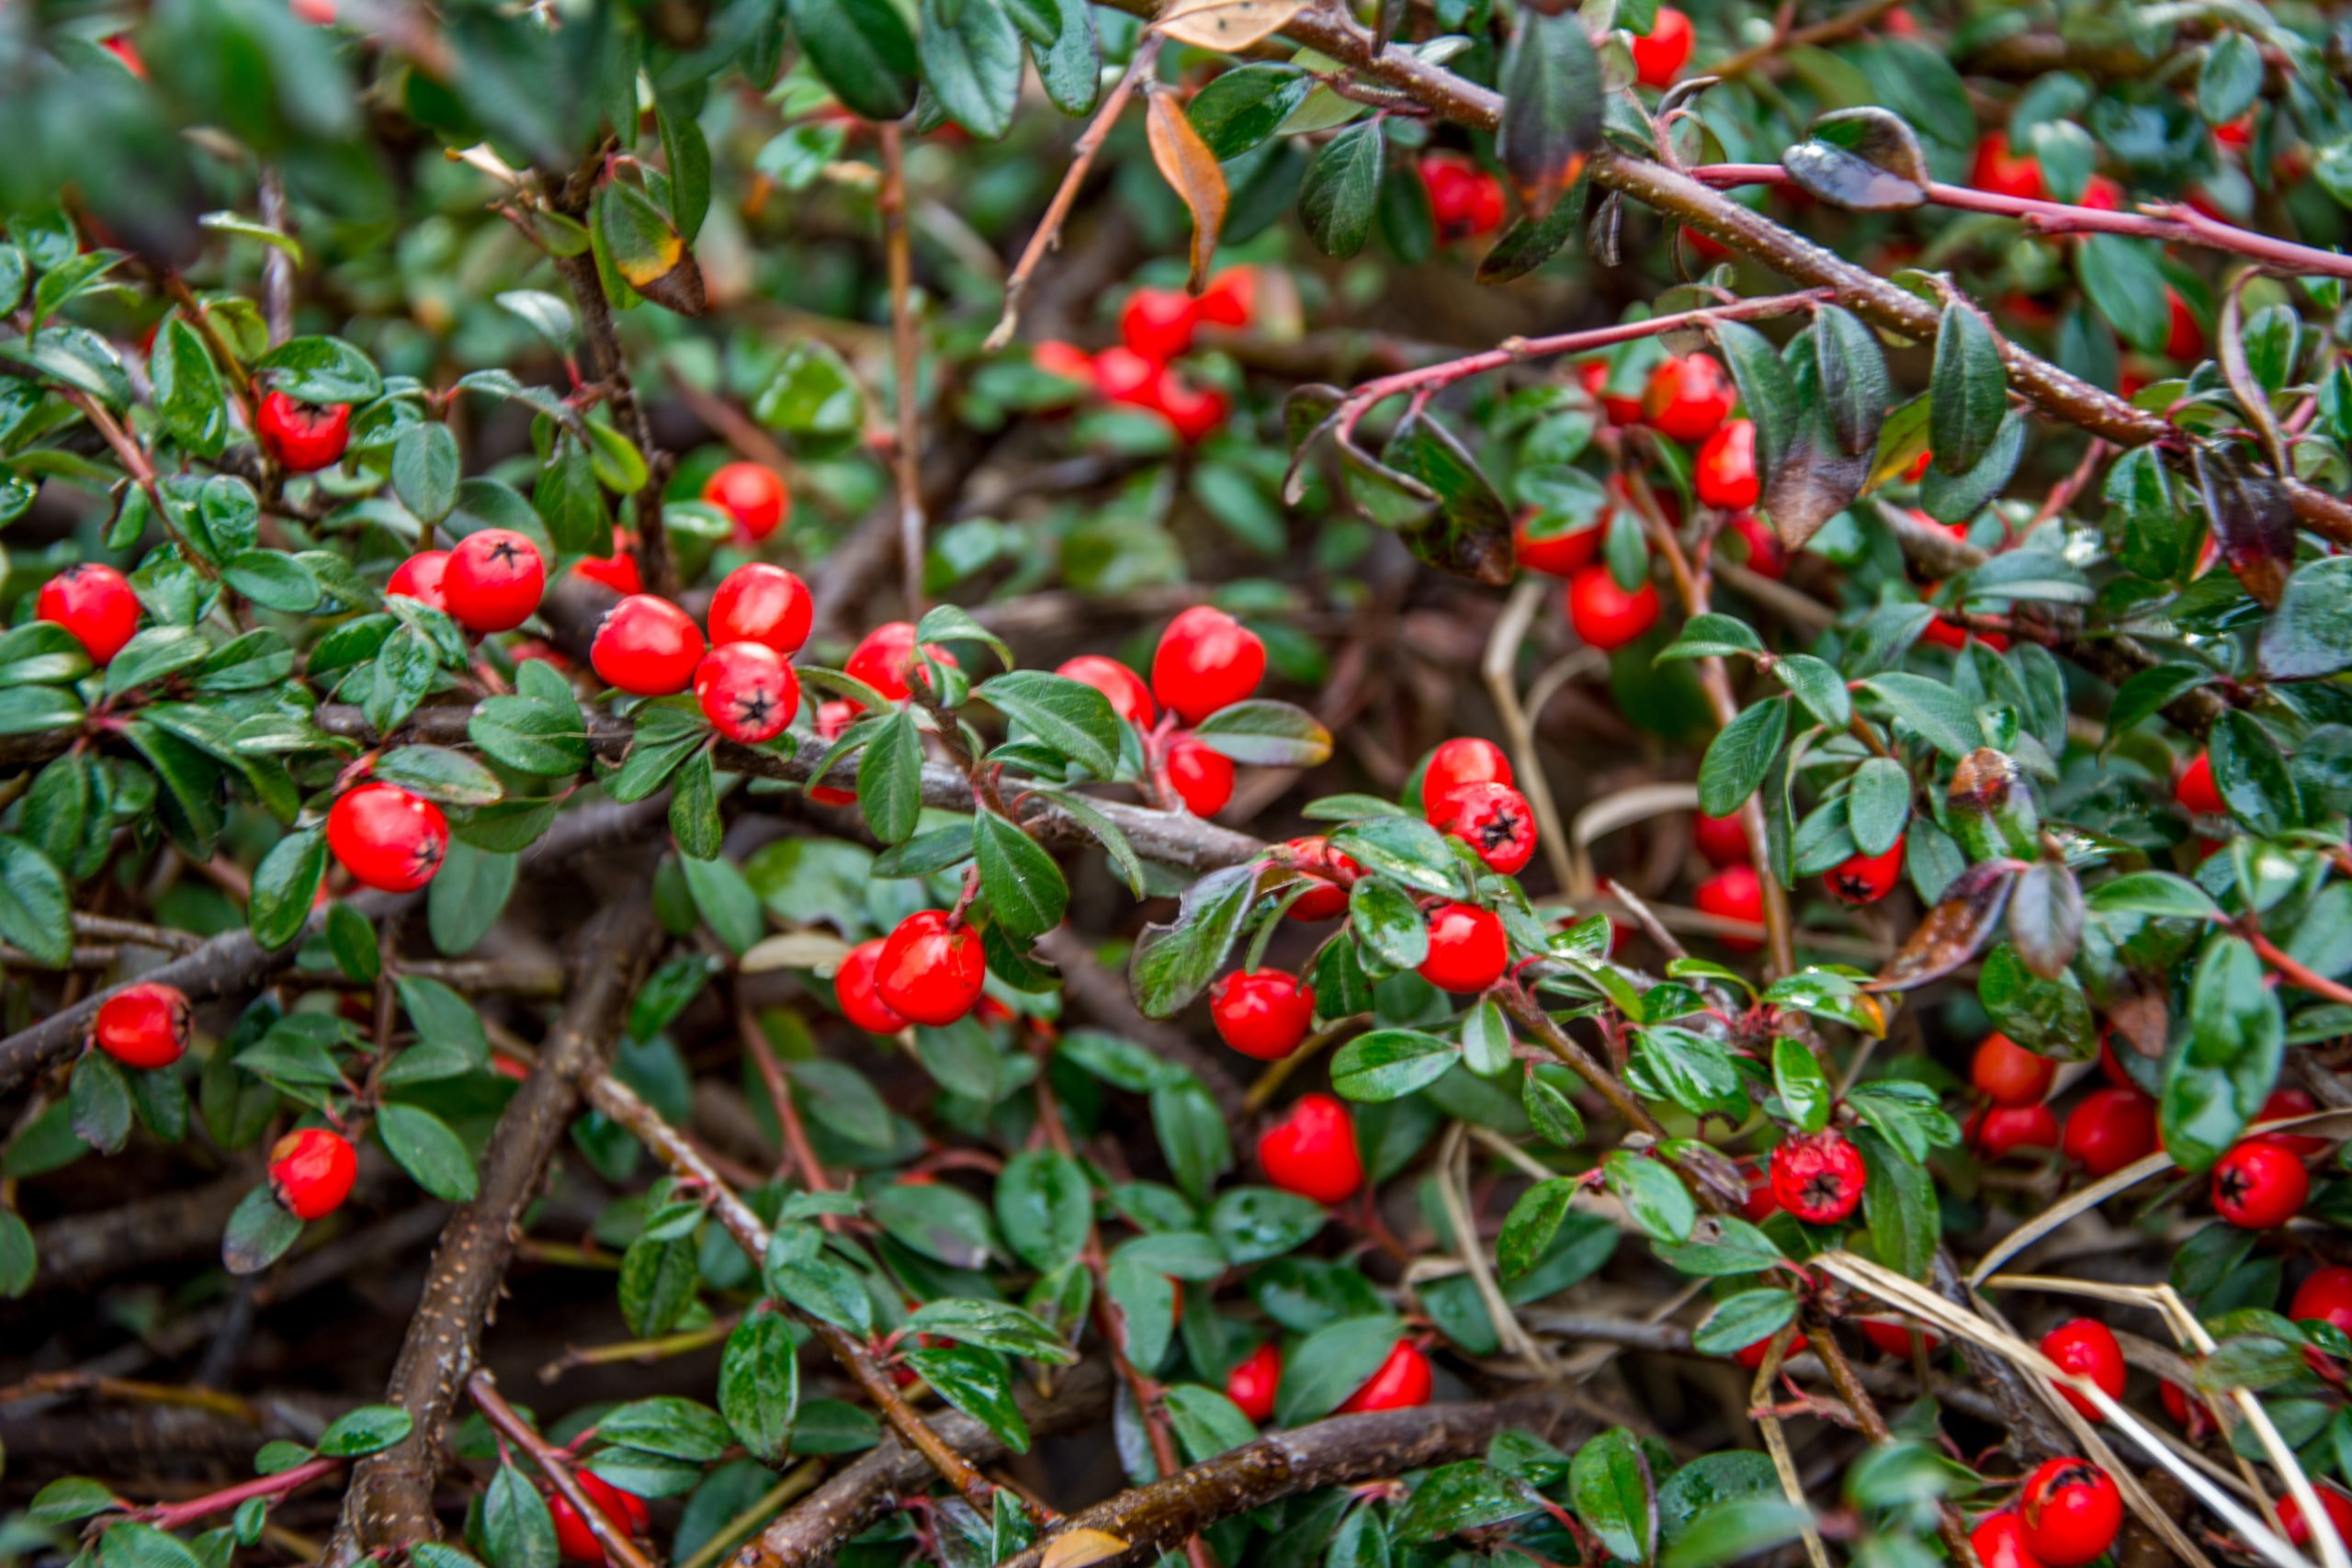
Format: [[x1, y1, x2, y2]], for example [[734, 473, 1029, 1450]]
[[1154, 0, 1306, 51], [1145, 89, 1227, 294]]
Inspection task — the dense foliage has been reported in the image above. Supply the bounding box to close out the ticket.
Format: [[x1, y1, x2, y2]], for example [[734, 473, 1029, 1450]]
[[9, 3, 2352, 1568]]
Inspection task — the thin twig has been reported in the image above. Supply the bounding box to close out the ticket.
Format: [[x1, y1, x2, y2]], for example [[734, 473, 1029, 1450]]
[[468, 1370, 658, 1568], [878, 124, 925, 616]]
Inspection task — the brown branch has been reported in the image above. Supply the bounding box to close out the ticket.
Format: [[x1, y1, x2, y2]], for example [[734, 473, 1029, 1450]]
[[468, 1370, 658, 1568], [1702, 0, 1905, 80], [258, 167, 295, 347], [1811, 1326, 1980, 1567], [61, 389, 218, 579], [878, 123, 926, 616], [326, 899, 661, 1564]]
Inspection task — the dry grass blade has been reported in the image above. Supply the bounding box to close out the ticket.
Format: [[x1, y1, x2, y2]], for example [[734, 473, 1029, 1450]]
[[1748, 1322, 1832, 1568], [1567, 781, 1698, 901], [1143, 89, 1227, 293]]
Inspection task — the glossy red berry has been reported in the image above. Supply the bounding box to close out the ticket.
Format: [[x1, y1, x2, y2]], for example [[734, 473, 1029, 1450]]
[[1257, 1092, 1364, 1204], [1770, 1132, 1865, 1224], [875, 910, 987, 1028], [1630, 6, 1693, 88], [1824, 839, 1904, 905], [327, 782, 448, 893], [1154, 372, 1230, 446], [1642, 355, 1736, 443], [1092, 345, 1160, 406], [2164, 288, 2203, 361], [2212, 1138, 2309, 1229], [1283, 836, 1361, 921], [2019, 1459, 2122, 1568], [256, 390, 352, 472], [592, 595, 705, 696], [2175, 750, 2224, 818], [2291, 1267, 2352, 1334], [1858, 1316, 1942, 1358], [1418, 151, 1507, 241], [708, 563, 813, 656], [1195, 267, 1259, 330], [1422, 737, 1512, 807], [2039, 1319, 2125, 1422], [571, 533, 644, 596], [92, 981, 193, 1070], [2257, 1088, 2328, 1157], [1418, 901, 1510, 994], [548, 1473, 650, 1565], [37, 562, 141, 666], [1971, 131, 2048, 202], [846, 622, 958, 703], [1973, 1032, 2056, 1108], [1033, 339, 1096, 391], [1120, 287, 1198, 363], [1695, 419, 1759, 509], [443, 529, 545, 634], [387, 550, 451, 612], [1970, 1513, 2043, 1568], [1209, 969, 1316, 1061], [1151, 606, 1265, 725], [1338, 1341, 1432, 1413], [269, 1128, 357, 1220], [1973, 1103, 2061, 1159], [1057, 655, 1155, 727], [2282, 1486, 2352, 1552], [1696, 865, 1765, 953], [1733, 1330, 1807, 1370], [2061, 1087, 2158, 1177], [695, 643, 800, 744], [1514, 508, 1603, 578], [835, 938, 910, 1034], [703, 462, 791, 542], [1429, 780, 1537, 875], [1579, 360, 1646, 425], [809, 701, 860, 806], [1225, 1341, 1282, 1423], [1164, 735, 1235, 817], [1566, 563, 1660, 649], [1693, 809, 1751, 867], [1723, 513, 1786, 580]]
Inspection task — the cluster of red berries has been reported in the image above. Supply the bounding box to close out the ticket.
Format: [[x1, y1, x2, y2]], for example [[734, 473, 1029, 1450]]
[[1416, 152, 1507, 242], [1065, 604, 1270, 818], [389, 528, 548, 635], [1973, 1458, 2122, 1568], [1222, 1335, 1431, 1423], [838, 908, 986, 1032], [255, 389, 353, 473], [589, 562, 812, 745], [1258, 1091, 1362, 1204], [1421, 737, 1537, 875], [549, 1472, 651, 1565], [1032, 269, 1252, 446]]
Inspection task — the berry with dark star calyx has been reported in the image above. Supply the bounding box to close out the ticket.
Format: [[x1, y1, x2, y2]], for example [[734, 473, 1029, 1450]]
[[2211, 1137, 2309, 1229], [694, 642, 800, 744], [1057, 655, 1155, 726], [1641, 355, 1736, 443], [1151, 605, 1265, 725], [1695, 419, 1759, 510], [327, 782, 449, 893], [1770, 1131, 1865, 1224], [1973, 1032, 2055, 1107], [92, 981, 193, 1069], [703, 461, 790, 542], [591, 595, 705, 695], [1566, 562, 1660, 649], [1417, 901, 1510, 993], [1225, 1341, 1282, 1423], [269, 1128, 357, 1220], [875, 909, 987, 1027], [1429, 780, 1537, 874], [1824, 839, 1904, 905], [845, 621, 958, 703], [2061, 1086, 2157, 1177], [1163, 734, 1235, 816], [1630, 5, 1692, 88], [387, 550, 451, 612], [708, 563, 813, 656], [1338, 1341, 1432, 1412], [1209, 969, 1316, 1060], [256, 389, 352, 472], [1696, 865, 1765, 953], [2018, 1459, 2121, 1568], [1421, 737, 1512, 807], [1257, 1092, 1364, 1204], [443, 528, 545, 633], [2039, 1318, 2124, 1421], [37, 562, 141, 666], [835, 937, 910, 1034], [548, 1473, 651, 1565]]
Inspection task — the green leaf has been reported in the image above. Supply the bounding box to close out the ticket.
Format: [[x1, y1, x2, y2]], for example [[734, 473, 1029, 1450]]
[[2164, 934, 2284, 1172], [1772, 1037, 1832, 1133], [1813, 304, 1891, 457], [1497, 1177, 1578, 1280], [2086, 871, 2222, 921], [249, 829, 328, 951], [2210, 710, 2301, 836], [1918, 408, 2027, 525], [2260, 556, 2352, 681], [485, 1463, 559, 1568], [0, 837, 73, 967], [973, 810, 1068, 942], [671, 750, 724, 860], [1860, 673, 1980, 759], [71, 1051, 132, 1155], [683, 854, 764, 953], [254, 335, 381, 403], [978, 671, 1123, 778], [1713, 321, 1798, 479], [1300, 120, 1385, 259], [1393, 1461, 1544, 1543], [1330, 1030, 1460, 1102], [919, 0, 1023, 139], [377, 1103, 480, 1201], [1568, 1427, 1654, 1564], [1690, 1289, 1800, 1356], [221, 1183, 302, 1275], [1130, 863, 1255, 1017], [150, 319, 229, 457], [1771, 654, 1850, 728], [393, 423, 461, 525], [0, 1207, 34, 1297], [2200, 31, 2263, 124], [1928, 300, 2007, 476], [1493, 9, 1600, 219], [1329, 815, 1461, 896], [373, 745, 504, 807], [1192, 700, 1334, 766], [1151, 1077, 1232, 1205], [1209, 1186, 1326, 1264], [719, 1312, 799, 1464], [1603, 1150, 1694, 1242], [2078, 234, 2172, 355], [316, 1405, 414, 1458], [903, 1344, 1029, 1450], [995, 1149, 1093, 1270], [1349, 877, 1430, 970], [1698, 698, 1788, 818], [1188, 64, 1311, 161], [1657, 612, 1765, 662], [1275, 1315, 1400, 1426], [907, 1298, 1077, 1361], [598, 1396, 733, 1461]]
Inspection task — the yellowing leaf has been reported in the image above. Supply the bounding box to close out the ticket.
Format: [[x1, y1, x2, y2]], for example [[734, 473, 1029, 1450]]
[[1154, 0, 1306, 52], [1145, 89, 1227, 293], [1041, 1529, 1133, 1568]]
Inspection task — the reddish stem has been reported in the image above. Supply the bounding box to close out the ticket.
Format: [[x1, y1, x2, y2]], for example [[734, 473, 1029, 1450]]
[[144, 1455, 345, 1534]]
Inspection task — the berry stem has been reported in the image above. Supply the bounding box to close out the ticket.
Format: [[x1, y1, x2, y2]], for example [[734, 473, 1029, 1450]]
[[141, 1454, 347, 1534]]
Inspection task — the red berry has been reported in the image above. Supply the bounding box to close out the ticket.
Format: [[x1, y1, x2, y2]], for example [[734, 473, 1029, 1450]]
[[1734, 1330, 1807, 1370], [1695, 865, 1765, 952], [1770, 1131, 1866, 1224], [92, 981, 192, 1070], [1033, 339, 1096, 393], [1858, 1316, 1942, 1358], [2283, 1487, 2352, 1552], [1164, 735, 1235, 816], [1093, 345, 1160, 405], [695, 643, 800, 744], [2257, 1088, 2328, 1157], [592, 595, 705, 696], [326, 782, 448, 893], [1337, 1341, 1432, 1413], [1057, 655, 1155, 727], [387, 550, 451, 612], [703, 462, 791, 542], [1566, 563, 1660, 649], [442, 529, 545, 634], [1225, 1340, 1282, 1423], [2159, 1378, 2194, 1427], [1971, 131, 2048, 202], [1642, 355, 1737, 443], [2291, 1267, 2352, 1334], [1630, 5, 1693, 88], [1417, 152, 1506, 241], [1973, 1103, 2061, 1159], [708, 563, 813, 656], [1282, 836, 1360, 921], [2061, 1087, 2158, 1177], [548, 1473, 650, 1565], [1429, 780, 1537, 875], [1824, 839, 1904, 905], [2039, 1319, 2125, 1422], [2212, 1138, 2310, 1229], [1209, 969, 1316, 1061], [1973, 1032, 2055, 1107], [1921, 614, 2007, 653], [1120, 287, 1199, 363], [1722, 513, 1786, 580], [836, 938, 910, 1034], [2098, 1035, 2137, 1089], [1694, 420, 1759, 509], [1151, 606, 1265, 725], [571, 533, 645, 596], [1155, 373, 1230, 446], [1514, 507, 1604, 578], [2019, 1459, 2122, 1568], [875, 910, 987, 1028], [1195, 267, 1259, 330], [2164, 288, 2203, 361], [2077, 175, 2124, 211], [256, 389, 352, 472], [1257, 1092, 1364, 1204], [845, 621, 957, 704], [1693, 809, 1751, 868], [810, 701, 860, 806], [1737, 1161, 1780, 1222], [1579, 360, 1647, 425], [1417, 901, 1510, 994], [1422, 737, 1513, 806], [37, 562, 141, 666], [1971, 1513, 2044, 1568], [269, 1128, 357, 1220], [2176, 750, 2224, 817]]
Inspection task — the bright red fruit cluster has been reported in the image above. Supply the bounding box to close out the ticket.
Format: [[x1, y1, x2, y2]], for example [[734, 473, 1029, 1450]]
[[1030, 268, 1252, 445], [1417, 151, 1506, 241], [1419, 737, 1536, 874], [589, 562, 812, 746], [549, 1472, 651, 1564]]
